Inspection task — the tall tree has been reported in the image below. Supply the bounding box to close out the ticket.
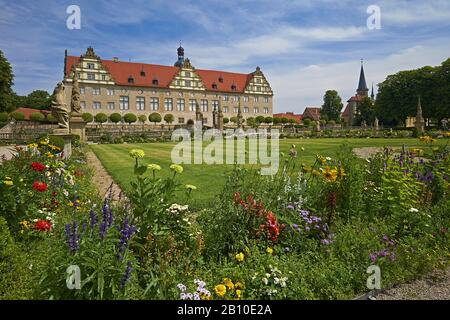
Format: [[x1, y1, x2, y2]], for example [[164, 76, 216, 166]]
[[321, 90, 343, 121], [25, 90, 52, 109], [0, 50, 14, 112], [356, 97, 376, 125]]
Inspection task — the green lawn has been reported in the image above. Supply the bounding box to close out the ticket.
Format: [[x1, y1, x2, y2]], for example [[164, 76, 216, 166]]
[[90, 138, 445, 203]]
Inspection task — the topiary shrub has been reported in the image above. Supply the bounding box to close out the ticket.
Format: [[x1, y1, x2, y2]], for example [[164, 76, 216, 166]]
[[10, 111, 25, 121], [163, 113, 174, 125], [138, 114, 147, 123], [123, 113, 137, 124], [94, 113, 108, 124], [29, 112, 45, 122], [109, 113, 122, 123], [46, 114, 57, 123], [149, 112, 162, 125], [82, 112, 94, 123]]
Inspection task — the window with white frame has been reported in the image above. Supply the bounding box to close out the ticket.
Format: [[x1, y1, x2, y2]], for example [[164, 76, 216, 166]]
[[107, 88, 114, 96], [80, 101, 86, 109], [185, 80, 191, 87], [136, 97, 145, 111], [232, 96, 239, 102], [243, 107, 249, 113], [264, 96, 269, 103], [102, 74, 106, 81], [150, 97, 159, 111], [253, 107, 259, 113], [264, 107, 269, 114], [87, 73, 95, 80], [80, 87, 85, 94], [223, 106, 228, 113], [189, 99, 196, 112], [243, 96, 249, 102], [177, 98, 185, 111], [223, 95, 229, 101], [212, 100, 219, 112], [93, 101, 101, 109], [107, 102, 115, 110], [119, 96, 129, 110], [87, 63, 95, 69], [201, 99, 208, 112], [92, 88, 100, 95], [164, 98, 173, 111], [233, 107, 239, 113], [254, 96, 259, 102]]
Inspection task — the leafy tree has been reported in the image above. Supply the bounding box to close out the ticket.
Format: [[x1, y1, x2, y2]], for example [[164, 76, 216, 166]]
[[328, 120, 336, 126], [255, 115, 265, 124], [25, 90, 51, 109], [223, 117, 230, 124], [302, 118, 311, 127], [264, 116, 273, 124], [82, 113, 93, 123], [123, 113, 137, 124], [246, 117, 256, 127], [280, 117, 289, 125], [138, 114, 147, 124], [187, 119, 194, 125], [29, 112, 45, 122], [288, 118, 296, 124], [11, 93, 26, 109], [273, 117, 281, 125], [10, 111, 24, 121], [0, 112, 8, 122], [0, 50, 14, 112], [109, 113, 122, 123], [149, 112, 162, 125], [94, 113, 108, 124], [321, 90, 343, 121], [163, 114, 174, 125], [356, 97, 375, 125], [230, 116, 237, 123]]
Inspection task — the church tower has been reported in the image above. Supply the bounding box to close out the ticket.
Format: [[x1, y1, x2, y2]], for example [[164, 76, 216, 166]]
[[356, 59, 369, 98], [174, 43, 185, 67]]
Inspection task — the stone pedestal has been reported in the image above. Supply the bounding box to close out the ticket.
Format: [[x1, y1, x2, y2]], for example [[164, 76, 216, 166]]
[[51, 129, 74, 159], [70, 114, 87, 142]]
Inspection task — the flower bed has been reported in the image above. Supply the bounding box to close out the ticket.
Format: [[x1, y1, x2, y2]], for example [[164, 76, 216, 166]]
[[0, 136, 449, 300]]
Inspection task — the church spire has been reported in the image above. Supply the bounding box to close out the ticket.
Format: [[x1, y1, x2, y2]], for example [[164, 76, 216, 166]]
[[357, 59, 369, 97], [371, 82, 375, 100], [174, 42, 185, 67]]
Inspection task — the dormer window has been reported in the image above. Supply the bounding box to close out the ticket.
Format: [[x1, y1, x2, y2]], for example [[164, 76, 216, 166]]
[[218, 76, 223, 83], [152, 78, 159, 85], [128, 76, 134, 84], [212, 82, 217, 89], [231, 84, 236, 91]]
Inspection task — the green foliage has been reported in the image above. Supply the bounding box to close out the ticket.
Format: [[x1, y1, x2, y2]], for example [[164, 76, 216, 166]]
[[302, 118, 311, 127], [149, 112, 162, 124], [138, 114, 147, 123], [82, 112, 93, 122], [230, 116, 237, 123], [223, 117, 230, 124], [321, 90, 343, 121], [109, 112, 122, 123], [264, 116, 273, 124], [356, 97, 375, 126], [95, 113, 108, 124], [10, 111, 24, 121], [29, 112, 45, 122], [0, 111, 8, 122], [123, 113, 137, 124], [163, 113, 174, 124], [0, 50, 14, 112], [25, 90, 52, 110], [46, 114, 57, 123]]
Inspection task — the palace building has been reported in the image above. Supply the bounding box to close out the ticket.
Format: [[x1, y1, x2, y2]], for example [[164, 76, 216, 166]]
[[62, 46, 273, 126]]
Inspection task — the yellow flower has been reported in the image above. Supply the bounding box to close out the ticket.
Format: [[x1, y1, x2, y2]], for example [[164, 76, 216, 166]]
[[301, 163, 312, 173], [312, 169, 321, 177], [3, 180, 13, 186], [235, 289, 242, 299], [185, 184, 197, 191], [316, 155, 326, 164], [337, 166, 346, 178], [129, 149, 145, 158], [170, 164, 184, 174], [321, 166, 338, 182], [40, 140, 48, 145], [147, 163, 161, 171], [19, 220, 30, 230], [235, 282, 244, 290], [235, 252, 245, 262], [419, 135, 435, 143], [223, 278, 234, 291], [28, 143, 38, 149], [266, 247, 274, 254], [214, 284, 227, 297]]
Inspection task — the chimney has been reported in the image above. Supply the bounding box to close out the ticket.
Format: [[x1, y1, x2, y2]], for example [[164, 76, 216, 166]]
[[113, 57, 119, 62]]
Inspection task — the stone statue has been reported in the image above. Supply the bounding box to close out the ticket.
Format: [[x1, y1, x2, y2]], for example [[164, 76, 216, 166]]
[[237, 103, 243, 128], [315, 120, 320, 132], [195, 101, 203, 124], [71, 71, 81, 114], [415, 95, 424, 133], [217, 100, 224, 131], [51, 82, 69, 129], [374, 117, 379, 131]]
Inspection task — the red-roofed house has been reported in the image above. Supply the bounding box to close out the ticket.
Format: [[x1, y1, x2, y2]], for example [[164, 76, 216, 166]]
[[62, 47, 274, 127], [302, 107, 321, 121], [273, 112, 302, 123]]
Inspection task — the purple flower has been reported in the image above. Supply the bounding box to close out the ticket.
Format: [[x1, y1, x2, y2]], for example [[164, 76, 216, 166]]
[[379, 248, 387, 257], [193, 293, 200, 300], [117, 218, 136, 260], [89, 209, 97, 228], [119, 261, 132, 289], [389, 252, 396, 261], [369, 253, 377, 263], [177, 283, 187, 292], [381, 234, 389, 242], [389, 239, 395, 246], [321, 239, 330, 245], [65, 222, 79, 252], [292, 224, 299, 230], [286, 204, 295, 210], [99, 220, 107, 240]]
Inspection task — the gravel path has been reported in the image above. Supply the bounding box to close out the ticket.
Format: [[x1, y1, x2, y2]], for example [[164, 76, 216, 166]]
[[352, 147, 383, 159], [0, 145, 19, 163], [376, 268, 450, 300], [86, 149, 124, 201]]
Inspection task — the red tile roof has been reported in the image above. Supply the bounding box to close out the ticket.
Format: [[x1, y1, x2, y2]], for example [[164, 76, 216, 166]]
[[273, 112, 302, 123], [341, 104, 350, 117], [13, 107, 50, 120], [66, 56, 254, 93], [347, 95, 363, 102]]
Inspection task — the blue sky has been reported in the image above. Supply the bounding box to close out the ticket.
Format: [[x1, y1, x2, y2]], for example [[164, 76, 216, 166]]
[[1, 0, 449, 113]]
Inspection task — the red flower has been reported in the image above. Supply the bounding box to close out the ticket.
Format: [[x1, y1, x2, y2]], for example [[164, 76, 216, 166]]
[[31, 162, 46, 172], [32, 181, 48, 192], [34, 219, 52, 232]]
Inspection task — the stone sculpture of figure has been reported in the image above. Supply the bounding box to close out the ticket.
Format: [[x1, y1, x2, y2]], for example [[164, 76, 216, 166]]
[[71, 71, 81, 114], [374, 117, 379, 130], [315, 120, 320, 132], [195, 101, 203, 123], [51, 82, 69, 129]]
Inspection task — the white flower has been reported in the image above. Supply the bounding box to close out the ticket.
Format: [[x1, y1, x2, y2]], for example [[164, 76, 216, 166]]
[[273, 277, 280, 285], [326, 157, 331, 161], [409, 208, 419, 213], [63, 189, 69, 197], [262, 278, 269, 285]]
